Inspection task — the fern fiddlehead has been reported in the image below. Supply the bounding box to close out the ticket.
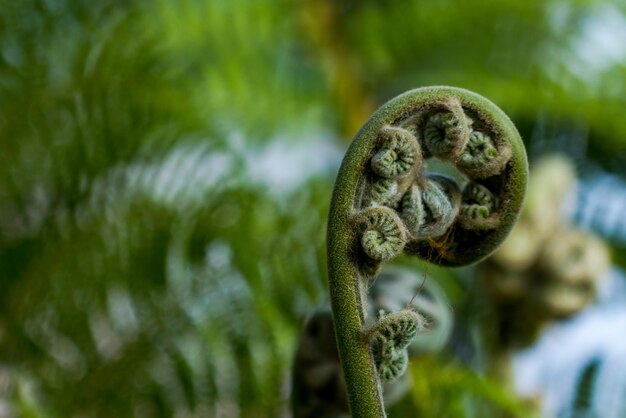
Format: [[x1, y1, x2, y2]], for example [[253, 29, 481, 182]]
[[370, 126, 420, 179], [421, 100, 471, 159], [365, 309, 426, 382], [459, 182, 499, 230], [327, 86, 528, 417], [355, 207, 407, 262]]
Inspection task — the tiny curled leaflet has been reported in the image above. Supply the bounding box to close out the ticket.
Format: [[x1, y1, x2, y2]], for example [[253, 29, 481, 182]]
[[364, 309, 426, 382]]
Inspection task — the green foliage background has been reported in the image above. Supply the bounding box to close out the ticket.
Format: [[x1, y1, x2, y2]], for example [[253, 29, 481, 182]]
[[1, 0, 625, 417]]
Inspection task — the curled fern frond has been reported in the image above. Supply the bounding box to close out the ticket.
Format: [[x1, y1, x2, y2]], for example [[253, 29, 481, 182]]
[[369, 267, 454, 354], [364, 309, 425, 382], [457, 130, 512, 179], [354, 207, 407, 262], [459, 131, 497, 164], [377, 347, 408, 382], [399, 184, 425, 237], [399, 175, 462, 239], [421, 100, 471, 160], [369, 177, 399, 206], [416, 175, 461, 239], [459, 182, 499, 230], [371, 126, 421, 179], [327, 86, 527, 417]]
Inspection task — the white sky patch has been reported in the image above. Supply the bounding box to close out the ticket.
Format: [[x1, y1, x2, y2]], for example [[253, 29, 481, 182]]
[[244, 130, 343, 195], [144, 141, 233, 205], [576, 173, 626, 244], [552, 2, 626, 85], [513, 268, 626, 418], [83, 130, 342, 220], [574, 4, 626, 73]]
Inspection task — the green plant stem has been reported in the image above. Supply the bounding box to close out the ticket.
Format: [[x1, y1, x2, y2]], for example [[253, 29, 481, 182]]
[[328, 157, 386, 417]]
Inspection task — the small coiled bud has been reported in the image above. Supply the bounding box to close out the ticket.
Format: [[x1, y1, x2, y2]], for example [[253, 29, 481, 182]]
[[422, 102, 471, 160], [364, 309, 425, 382], [459, 182, 500, 230], [371, 126, 420, 179], [457, 130, 512, 179], [459, 131, 497, 165], [400, 184, 425, 237], [353, 207, 407, 262], [414, 175, 461, 239], [370, 267, 454, 354], [378, 348, 408, 382], [369, 177, 399, 206]]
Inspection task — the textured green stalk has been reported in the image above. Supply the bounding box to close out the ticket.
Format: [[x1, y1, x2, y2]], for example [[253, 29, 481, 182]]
[[327, 86, 528, 417], [328, 159, 387, 417]]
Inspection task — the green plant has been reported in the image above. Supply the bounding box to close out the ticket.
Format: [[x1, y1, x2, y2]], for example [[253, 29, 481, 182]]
[[326, 86, 528, 417]]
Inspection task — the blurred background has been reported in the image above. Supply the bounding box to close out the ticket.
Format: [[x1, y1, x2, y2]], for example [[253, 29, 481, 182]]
[[1, 0, 626, 417]]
